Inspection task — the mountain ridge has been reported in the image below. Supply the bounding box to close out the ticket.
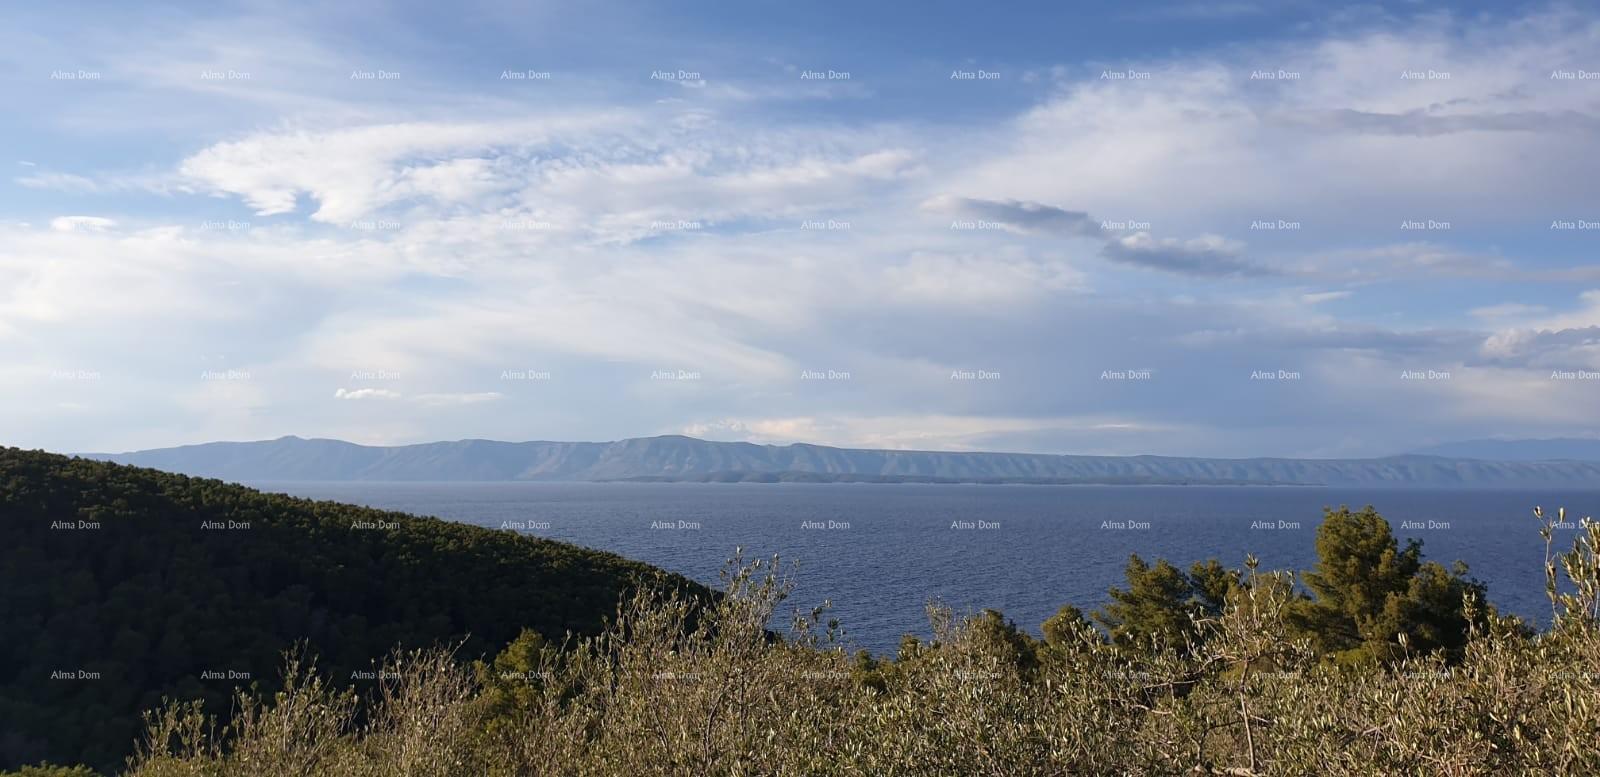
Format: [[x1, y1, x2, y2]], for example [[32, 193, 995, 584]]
[[73, 434, 1600, 487], [1407, 438, 1600, 462]]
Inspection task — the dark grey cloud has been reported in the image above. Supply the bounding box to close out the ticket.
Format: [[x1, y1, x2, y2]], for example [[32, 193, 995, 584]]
[[929, 195, 1277, 278], [922, 195, 1103, 237], [1101, 232, 1274, 278]]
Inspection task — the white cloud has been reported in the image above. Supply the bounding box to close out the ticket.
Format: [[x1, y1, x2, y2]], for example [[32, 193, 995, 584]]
[[945, 9, 1600, 237], [334, 388, 401, 400], [1301, 291, 1352, 305], [1473, 292, 1600, 369], [48, 216, 117, 232], [176, 116, 627, 222]]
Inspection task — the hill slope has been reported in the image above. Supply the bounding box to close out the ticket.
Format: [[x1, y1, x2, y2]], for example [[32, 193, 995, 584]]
[[0, 448, 707, 773], [85, 434, 1600, 487]]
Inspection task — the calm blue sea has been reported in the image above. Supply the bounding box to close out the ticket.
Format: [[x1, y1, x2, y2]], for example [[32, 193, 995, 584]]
[[259, 482, 1600, 655]]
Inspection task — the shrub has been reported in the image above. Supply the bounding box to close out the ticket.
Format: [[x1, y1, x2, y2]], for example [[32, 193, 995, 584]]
[[115, 506, 1600, 775]]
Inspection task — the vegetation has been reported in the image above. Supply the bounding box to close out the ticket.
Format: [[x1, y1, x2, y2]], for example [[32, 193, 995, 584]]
[[120, 508, 1600, 776], [7, 447, 1600, 774], [0, 765, 100, 777], [0, 448, 709, 773]]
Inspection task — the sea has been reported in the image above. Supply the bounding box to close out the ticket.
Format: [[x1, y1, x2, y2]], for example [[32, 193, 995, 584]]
[[259, 482, 1600, 656]]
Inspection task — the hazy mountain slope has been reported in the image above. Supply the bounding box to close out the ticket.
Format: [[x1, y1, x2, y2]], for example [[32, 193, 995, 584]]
[[1408, 438, 1600, 462], [80, 435, 1600, 487]]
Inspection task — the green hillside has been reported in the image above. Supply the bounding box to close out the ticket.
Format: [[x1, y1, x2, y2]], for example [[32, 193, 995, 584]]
[[0, 448, 709, 773]]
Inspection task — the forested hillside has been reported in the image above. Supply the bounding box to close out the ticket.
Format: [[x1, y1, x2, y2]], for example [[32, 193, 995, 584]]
[[0, 448, 708, 773]]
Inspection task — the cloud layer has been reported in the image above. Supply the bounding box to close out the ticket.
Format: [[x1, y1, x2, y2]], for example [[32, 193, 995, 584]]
[[3, 3, 1598, 456]]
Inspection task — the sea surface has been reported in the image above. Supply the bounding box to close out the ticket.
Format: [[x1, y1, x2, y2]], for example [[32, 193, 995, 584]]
[[259, 482, 1600, 656]]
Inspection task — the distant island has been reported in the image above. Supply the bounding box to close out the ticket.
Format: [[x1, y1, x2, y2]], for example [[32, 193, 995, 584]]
[[1407, 437, 1600, 462], [603, 471, 1293, 486], [75, 434, 1600, 488]]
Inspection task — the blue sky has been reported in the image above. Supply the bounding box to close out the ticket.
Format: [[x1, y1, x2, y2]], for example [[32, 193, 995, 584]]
[[2, 0, 1598, 457]]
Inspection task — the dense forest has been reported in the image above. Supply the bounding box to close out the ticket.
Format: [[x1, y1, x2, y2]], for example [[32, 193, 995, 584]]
[[6, 446, 1600, 774], [0, 448, 709, 773]]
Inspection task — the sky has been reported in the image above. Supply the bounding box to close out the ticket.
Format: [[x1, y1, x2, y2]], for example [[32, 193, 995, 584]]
[[1, 0, 1598, 458]]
